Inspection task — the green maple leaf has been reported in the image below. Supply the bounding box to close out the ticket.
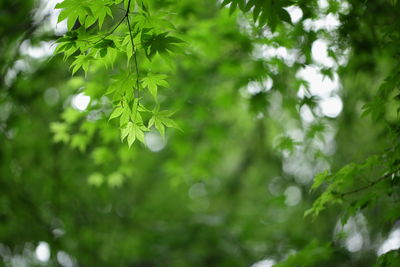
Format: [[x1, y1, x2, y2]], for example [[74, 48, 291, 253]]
[[106, 72, 137, 102], [141, 73, 169, 100], [109, 106, 124, 121], [56, 0, 91, 30], [55, 32, 79, 60], [70, 54, 91, 75], [87, 1, 113, 29], [57, 0, 113, 30], [141, 32, 184, 59], [121, 121, 148, 147], [50, 122, 70, 143], [148, 106, 180, 137], [311, 170, 331, 191]]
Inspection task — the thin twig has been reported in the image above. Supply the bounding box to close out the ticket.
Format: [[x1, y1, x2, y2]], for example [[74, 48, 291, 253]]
[[340, 168, 400, 197], [126, 11, 140, 95], [126, 0, 141, 120], [93, 1, 131, 44]]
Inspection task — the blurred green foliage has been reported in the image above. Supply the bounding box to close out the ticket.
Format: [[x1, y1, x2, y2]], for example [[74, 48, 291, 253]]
[[1, 0, 400, 266]]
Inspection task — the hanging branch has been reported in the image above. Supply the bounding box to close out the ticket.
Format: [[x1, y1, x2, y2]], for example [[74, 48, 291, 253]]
[[125, 0, 141, 124], [126, 5, 140, 99], [93, 0, 141, 108]]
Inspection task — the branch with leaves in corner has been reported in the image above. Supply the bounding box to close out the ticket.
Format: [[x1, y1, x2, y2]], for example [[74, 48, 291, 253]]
[[305, 154, 400, 220], [53, 0, 183, 148]]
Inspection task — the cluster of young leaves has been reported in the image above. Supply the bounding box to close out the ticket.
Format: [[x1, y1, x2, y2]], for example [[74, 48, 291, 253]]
[[305, 155, 400, 222], [88, 171, 124, 187], [220, 0, 294, 31], [50, 107, 92, 151], [56, 0, 114, 30], [375, 249, 400, 267], [54, 0, 183, 147], [306, 1, 400, 227], [362, 65, 400, 121]]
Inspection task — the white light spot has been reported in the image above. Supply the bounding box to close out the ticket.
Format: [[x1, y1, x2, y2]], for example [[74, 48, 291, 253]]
[[312, 39, 334, 67], [296, 66, 340, 98], [276, 47, 288, 58], [57, 251, 74, 267], [320, 96, 343, 118], [285, 6, 303, 23], [302, 19, 314, 32], [253, 45, 298, 66], [318, 0, 329, 9], [20, 40, 55, 59], [284, 186, 302, 206], [50, 6, 68, 36], [346, 232, 363, 252], [300, 105, 314, 123], [71, 93, 90, 111], [251, 258, 275, 267], [33, 0, 67, 35], [334, 214, 369, 253], [317, 14, 341, 31], [263, 77, 273, 91], [247, 81, 262, 95], [52, 228, 65, 238], [246, 77, 274, 95], [303, 14, 340, 32], [378, 228, 400, 256], [340, 1, 351, 14], [144, 131, 166, 152], [35, 241, 50, 262], [4, 59, 33, 86]]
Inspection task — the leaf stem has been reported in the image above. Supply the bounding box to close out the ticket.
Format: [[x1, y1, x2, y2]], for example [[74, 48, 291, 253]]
[[93, 0, 133, 44], [340, 168, 400, 197], [126, 0, 141, 121]]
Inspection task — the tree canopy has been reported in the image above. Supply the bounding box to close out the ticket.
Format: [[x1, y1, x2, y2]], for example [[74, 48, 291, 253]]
[[1, 0, 400, 266]]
